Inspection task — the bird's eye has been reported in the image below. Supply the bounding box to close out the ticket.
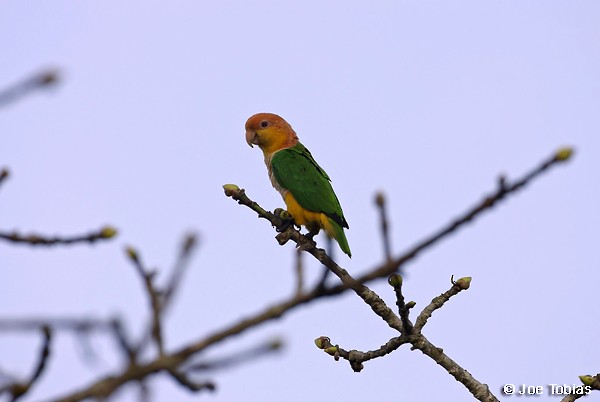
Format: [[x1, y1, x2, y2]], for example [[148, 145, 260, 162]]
[[260, 120, 269, 128]]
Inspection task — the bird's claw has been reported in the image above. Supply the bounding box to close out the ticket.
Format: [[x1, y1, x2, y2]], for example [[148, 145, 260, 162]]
[[305, 227, 320, 242], [274, 208, 295, 232]]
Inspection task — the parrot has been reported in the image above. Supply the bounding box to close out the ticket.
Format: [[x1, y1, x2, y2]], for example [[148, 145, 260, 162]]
[[245, 112, 351, 257]]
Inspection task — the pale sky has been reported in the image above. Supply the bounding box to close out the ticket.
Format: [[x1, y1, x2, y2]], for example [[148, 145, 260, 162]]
[[1, 1, 599, 401]]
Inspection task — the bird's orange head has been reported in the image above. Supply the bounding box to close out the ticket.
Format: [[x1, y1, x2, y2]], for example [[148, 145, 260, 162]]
[[245, 113, 299, 156]]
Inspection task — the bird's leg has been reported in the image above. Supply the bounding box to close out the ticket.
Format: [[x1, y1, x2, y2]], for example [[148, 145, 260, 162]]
[[274, 208, 295, 232], [305, 226, 320, 242]]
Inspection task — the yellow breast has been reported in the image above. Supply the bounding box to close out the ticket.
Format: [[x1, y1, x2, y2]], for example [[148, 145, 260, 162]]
[[283, 192, 335, 237]]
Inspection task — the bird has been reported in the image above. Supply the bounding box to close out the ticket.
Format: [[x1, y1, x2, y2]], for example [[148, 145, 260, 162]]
[[245, 113, 351, 257]]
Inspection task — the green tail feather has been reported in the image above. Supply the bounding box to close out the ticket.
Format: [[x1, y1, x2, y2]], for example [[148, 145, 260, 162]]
[[330, 219, 351, 258]]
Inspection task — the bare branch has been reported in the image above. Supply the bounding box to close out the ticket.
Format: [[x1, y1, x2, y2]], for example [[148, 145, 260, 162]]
[[387, 274, 415, 334], [414, 276, 471, 332], [167, 369, 215, 393], [314, 335, 408, 372], [0, 168, 9, 190], [163, 232, 199, 311], [133, 233, 199, 358], [1, 326, 52, 402], [110, 318, 137, 365], [225, 187, 500, 401], [0, 226, 117, 246], [375, 191, 392, 262], [0, 317, 115, 333], [226, 186, 404, 333], [0, 69, 60, 108], [560, 374, 600, 401], [411, 334, 499, 402], [330, 147, 576, 288], [185, 338, 283, 372], [0, 316, 137, 367], [126, 247, 165, 356]]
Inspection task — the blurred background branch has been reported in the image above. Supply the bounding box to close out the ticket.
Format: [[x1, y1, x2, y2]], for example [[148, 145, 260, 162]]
[[0, 69, 60, 108]]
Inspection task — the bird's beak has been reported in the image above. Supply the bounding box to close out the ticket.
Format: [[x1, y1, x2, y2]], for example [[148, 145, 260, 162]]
[[245, 129, 259, 148]]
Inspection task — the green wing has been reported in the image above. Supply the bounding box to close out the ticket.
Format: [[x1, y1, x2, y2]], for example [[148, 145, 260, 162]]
[[271, 143, 349, 229]]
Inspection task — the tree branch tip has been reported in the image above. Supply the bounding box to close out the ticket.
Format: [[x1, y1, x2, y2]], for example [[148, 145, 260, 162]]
[[0, 168, 9, 180], [99, 226, 118, 239], [268, 338, 284, 350], [388, 273, 403, 288], [168, 369, 216, 393], [314, 336, 330, 349], [222, 183, 242, 197], [125, 246, 139, 262], [36, 69, 61, 87], [555, 147, 575, 162], [452, 276, 472, 290], [313, 336, 340, 359], [497, 174, 507, 191], [182, 232, 199, 252], [374, 191, 386, 207], [580, 374, 600, 390]]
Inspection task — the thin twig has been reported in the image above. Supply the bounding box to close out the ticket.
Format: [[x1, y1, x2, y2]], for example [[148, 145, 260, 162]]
[[126, 247, 165, 356], [414, 276, 471, 332], [314, 335, 408, 372], [134, 233, 199, 357], [163, 233, 198, 310], [0, 317, 116, 333], [375, 191, 392, 262], [335, 147, 575, 285], [387, 274, 414, 334], [3, 326, 52, 402], [110, 318, 137, 365], [0, 69, 60, 108], [0, 226, 117, 246], [167, 369, 215, 393], [185, 338, 283, 372], [0, 168, 9, 190]]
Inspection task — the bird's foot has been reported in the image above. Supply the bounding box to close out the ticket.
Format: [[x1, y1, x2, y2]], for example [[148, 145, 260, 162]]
[[274, 208, 295, 232], [304, 227, 320, 242]]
